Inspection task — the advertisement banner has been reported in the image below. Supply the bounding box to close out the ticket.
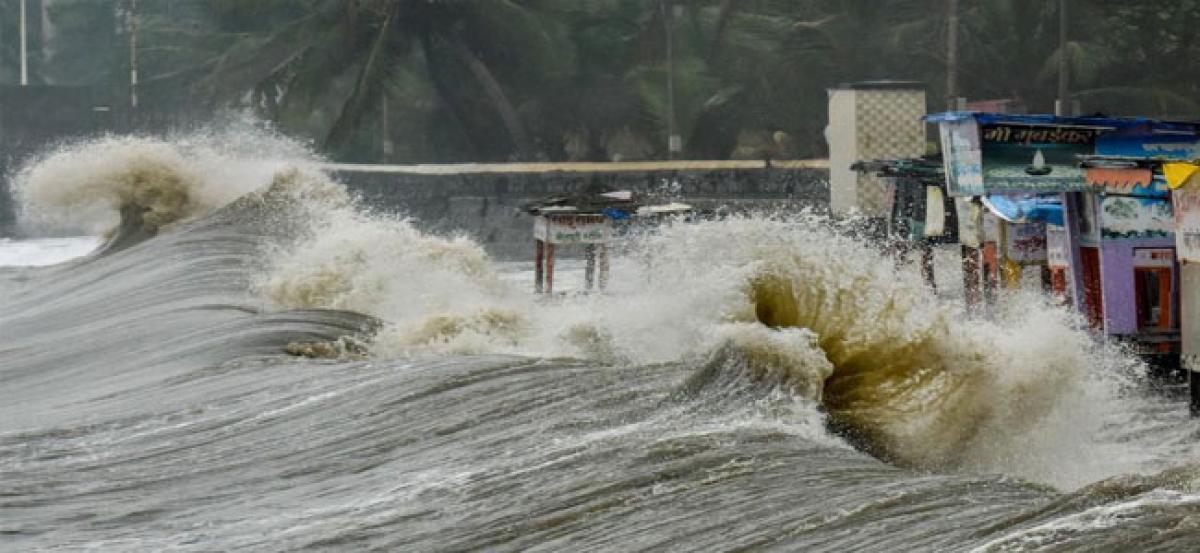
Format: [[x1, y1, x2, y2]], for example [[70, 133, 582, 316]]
[[1173, 186, 1200, 263]]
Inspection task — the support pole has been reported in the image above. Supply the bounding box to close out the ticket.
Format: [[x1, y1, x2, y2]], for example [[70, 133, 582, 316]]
[[962, 244, 982, 309], [1061, 192, 1089, 316], [598, 244, 610, 291], [129, 0, 139, 110], [1191, 369, 1200, 415], [534, 239, 545, 294], [19, 0, 28, 86], [584, 244, 597, 291], [545, 243, 556, 295], [1056, 0, 1069, 117], [920, 242, 936, 290]]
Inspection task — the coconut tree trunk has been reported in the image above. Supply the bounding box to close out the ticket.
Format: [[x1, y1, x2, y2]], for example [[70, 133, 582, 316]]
[[709, 0, 740, 63]]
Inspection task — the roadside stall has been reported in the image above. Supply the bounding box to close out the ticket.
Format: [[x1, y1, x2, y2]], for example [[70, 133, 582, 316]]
[[1080, 155, 1200, 407], [927, 113, 1198, 361], [525, 191, 639, 294]]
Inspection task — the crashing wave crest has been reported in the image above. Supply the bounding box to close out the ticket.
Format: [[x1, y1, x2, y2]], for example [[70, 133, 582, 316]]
[[12, 122, 319, 250]]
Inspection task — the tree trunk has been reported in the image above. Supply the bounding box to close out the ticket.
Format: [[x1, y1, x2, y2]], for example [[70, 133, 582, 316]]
[[709, 0, 740, 63]]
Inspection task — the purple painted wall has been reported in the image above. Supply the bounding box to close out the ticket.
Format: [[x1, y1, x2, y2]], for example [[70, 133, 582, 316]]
[[1100, 237, 1175, 335]]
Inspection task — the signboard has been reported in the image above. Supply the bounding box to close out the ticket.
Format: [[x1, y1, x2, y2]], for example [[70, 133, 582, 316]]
[[1100, 196, 1173, 239], [939, 119, 984, 196], [1132, 247, 1175, 268], [1006, 222, 1047, 263], [978, 124, 1097, 194], [1173, 186, 1200, 262], [534, 215, 612, 244], [938, 118, 1102, 196], [1097, 134, 1200, 161], [1047, 224, 1069, 268]]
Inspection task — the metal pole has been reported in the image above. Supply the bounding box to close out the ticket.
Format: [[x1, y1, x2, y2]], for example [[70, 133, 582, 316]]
[[19, 0, 28, 86], [584, 244, 596, 291], [1055, 0, 1069, 116], [534, 239, 545, 294], [946, 0, 958, 106], [664, 2, 680, 159], [545, 243, 556, 295], [129, 0, 139, 111]]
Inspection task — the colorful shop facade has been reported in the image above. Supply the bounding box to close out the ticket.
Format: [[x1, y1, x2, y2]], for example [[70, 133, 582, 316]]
[[927, 113, 1200, 377]]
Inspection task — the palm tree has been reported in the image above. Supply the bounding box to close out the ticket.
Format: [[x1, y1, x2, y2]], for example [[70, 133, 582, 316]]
[[167, 0, 572, 162]]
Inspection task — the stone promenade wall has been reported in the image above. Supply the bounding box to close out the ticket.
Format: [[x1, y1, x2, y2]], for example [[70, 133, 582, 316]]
[[330, 161, 830, 259]]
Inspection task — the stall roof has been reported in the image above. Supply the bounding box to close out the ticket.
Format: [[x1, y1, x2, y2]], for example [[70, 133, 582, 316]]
[[850, 156, 944, 184], [523, 190, 641, 216], [924, 111, 1200, 134]]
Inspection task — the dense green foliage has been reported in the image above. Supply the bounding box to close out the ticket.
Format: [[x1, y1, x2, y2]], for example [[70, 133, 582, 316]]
[[12, 0, 1200, 162]]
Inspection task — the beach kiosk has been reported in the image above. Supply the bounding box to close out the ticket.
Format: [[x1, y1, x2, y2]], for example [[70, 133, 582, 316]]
[[927, 113, 1198, 361], [525, 191, 638, 294], [524, 192, 693, 295]]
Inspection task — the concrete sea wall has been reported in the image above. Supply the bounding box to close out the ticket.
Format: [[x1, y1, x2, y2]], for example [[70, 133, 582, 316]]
[[330, 161, 831, 259]]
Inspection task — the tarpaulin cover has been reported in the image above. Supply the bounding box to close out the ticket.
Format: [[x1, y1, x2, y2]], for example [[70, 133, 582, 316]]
[[1165, 162, 1200, 189], [980, 194, 1064, 226]]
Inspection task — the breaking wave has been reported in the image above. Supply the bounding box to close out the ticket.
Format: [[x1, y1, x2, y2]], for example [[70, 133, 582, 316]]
[[11, 120, 317, 250], [9, 126, 1200, 549], [256, 182, 1144, 482]]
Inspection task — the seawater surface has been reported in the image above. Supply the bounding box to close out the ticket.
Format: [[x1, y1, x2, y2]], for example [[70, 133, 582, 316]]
[[3, 129, 1200, 552]]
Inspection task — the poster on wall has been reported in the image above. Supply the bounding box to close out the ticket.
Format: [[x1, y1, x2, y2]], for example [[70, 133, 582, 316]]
[[1172, 186, 1200, 262], [1100, 196, 1173, 239], [1006, 222, 1048, 263], [978, 124, 1098, 194]]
